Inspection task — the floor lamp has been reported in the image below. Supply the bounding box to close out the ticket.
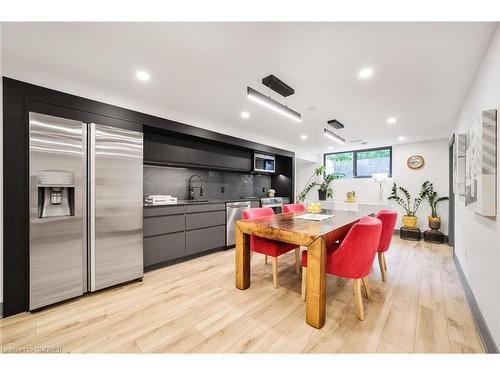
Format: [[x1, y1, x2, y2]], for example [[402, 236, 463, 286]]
[[372, 173, 388, 203]]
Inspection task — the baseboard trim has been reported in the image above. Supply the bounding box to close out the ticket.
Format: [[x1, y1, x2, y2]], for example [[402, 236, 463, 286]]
[[453, 253, 499, 353]]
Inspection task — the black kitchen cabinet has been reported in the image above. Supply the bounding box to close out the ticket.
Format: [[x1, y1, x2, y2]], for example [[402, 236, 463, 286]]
[[185, 203, 226, 213], [144, 215, 185, 237], [186, 211, 225, 230], [144, 232, 186, 267], [224, 153, 252, 171], [144, 129, 252, 172], [143, 202, 227, 270], [186, 226, 226, 256], [187, 148, 225, 168], [144, 131, 189, 165]]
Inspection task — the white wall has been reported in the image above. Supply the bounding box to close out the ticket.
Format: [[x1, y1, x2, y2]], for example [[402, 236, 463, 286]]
[[295, 139, 450, 234], [1, 22, 4, 315], [453, 24, 500, 347], [391, 139, 450, 234]]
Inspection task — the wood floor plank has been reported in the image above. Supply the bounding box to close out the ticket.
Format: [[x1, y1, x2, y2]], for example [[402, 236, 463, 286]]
[[0, 237, 483, 353]]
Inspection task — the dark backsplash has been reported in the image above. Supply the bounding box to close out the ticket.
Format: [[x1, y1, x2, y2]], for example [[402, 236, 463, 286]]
[[143, 165, 272, 200]]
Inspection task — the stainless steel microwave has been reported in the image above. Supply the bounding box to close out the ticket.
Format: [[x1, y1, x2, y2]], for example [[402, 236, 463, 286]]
[[254, 153, 275, 173]]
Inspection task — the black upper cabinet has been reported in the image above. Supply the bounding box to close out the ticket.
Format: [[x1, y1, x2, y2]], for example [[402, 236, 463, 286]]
[[144, 129, 252, 172], [224, 148, 252, 171], [145, 131, 189, 164], [187, 146, 226, 168]]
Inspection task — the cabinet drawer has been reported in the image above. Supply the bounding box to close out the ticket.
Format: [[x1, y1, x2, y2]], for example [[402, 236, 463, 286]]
[[144, 205, 185, 217], [186, 211, 225, 230], [185, 203, 226, 213], [186, 226, 225, 255], [144, 232, 186, 266], [144, 215, 185, 237]]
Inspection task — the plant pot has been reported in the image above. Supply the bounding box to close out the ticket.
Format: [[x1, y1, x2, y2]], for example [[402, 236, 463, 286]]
[[318, 190, 327, 201], [402, 215, 418, 228], [428, 216, 441, 230]]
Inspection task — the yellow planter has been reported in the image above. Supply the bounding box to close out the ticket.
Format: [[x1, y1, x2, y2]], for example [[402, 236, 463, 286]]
[[402, 215, 418, 228]]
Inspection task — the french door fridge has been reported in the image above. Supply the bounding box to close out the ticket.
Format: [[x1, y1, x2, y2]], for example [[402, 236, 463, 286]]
[[29, 112, 143, 310]]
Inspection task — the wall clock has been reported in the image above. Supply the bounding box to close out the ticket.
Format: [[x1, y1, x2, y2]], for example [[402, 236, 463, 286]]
[[407, 155, 424, 169]]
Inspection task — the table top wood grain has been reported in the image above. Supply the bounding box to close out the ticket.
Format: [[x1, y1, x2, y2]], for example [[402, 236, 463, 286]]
[[236, 208, 374, 247]]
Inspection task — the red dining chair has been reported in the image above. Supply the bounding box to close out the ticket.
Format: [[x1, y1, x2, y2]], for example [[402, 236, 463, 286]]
[[282, 203, 306, 214], [242, 207, 300, 288], [301, 215, 382, 320], [375, 209, 398, 281]]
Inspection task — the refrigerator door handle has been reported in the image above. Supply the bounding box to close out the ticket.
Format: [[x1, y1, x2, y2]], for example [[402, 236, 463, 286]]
[[82, 123, 88, 293], [89, 123, 97, 292]]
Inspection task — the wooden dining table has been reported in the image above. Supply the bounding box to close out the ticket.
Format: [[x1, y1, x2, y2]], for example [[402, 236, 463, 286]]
[[235, 208, 374, 329]]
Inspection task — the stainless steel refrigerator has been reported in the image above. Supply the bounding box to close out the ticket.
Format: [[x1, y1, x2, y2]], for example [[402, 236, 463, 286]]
[[29, 112, 143, 310]]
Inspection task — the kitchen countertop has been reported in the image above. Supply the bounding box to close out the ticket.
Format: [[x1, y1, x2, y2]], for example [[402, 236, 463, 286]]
[[144, 197, 264, 207]]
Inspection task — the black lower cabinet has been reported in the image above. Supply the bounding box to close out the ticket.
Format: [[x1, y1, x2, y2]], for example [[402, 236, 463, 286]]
[[143, 202, 227, 270], [186, 226, 226, 256], [144, 232, 186, 267]]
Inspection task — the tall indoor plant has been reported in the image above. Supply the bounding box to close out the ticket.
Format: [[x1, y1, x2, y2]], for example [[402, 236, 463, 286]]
[[297, 165, 334, 202], [423, 181, 448, 230], [387, 182, 428, 228]]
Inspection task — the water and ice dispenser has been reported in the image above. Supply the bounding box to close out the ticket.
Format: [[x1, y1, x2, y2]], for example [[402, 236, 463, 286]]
[[37, 170, 75, 218]]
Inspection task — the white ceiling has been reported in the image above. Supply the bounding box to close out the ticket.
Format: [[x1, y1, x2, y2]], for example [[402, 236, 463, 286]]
[[2, 22, 497, 160]]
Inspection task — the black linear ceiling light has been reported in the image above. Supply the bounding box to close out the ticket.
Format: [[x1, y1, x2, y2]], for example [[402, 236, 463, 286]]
[[323, 128, 346, 145], [247, 87, 302, 123]]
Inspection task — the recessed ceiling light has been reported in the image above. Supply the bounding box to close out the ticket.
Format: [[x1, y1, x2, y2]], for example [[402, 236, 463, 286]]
[[241, 111, 250, 119], [328, 146, 333, 150], [398, 136, 406, 141], [300, 134, 308, 140], [387, 117, 397, 124], [358, 67, 374, 79], [136, 70, 150, 82]]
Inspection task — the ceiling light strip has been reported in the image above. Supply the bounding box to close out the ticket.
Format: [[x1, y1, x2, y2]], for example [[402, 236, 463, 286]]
[[323, 128, 346, 145], [247, 87, 301, 123]]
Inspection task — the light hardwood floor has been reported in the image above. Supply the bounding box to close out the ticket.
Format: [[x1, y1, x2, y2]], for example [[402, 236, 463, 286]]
[[0, 237, 484, 353]]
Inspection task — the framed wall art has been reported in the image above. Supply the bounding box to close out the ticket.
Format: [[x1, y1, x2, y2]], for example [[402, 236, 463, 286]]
[[465, 109, 497, 217]]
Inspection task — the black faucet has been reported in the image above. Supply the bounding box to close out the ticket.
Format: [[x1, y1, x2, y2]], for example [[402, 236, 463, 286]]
[[188, 174, 204, 200]]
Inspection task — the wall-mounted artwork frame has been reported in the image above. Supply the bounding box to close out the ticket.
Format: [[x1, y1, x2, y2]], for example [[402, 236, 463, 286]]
[[465, 109, 497, 217], [454, 133, 466, 196]]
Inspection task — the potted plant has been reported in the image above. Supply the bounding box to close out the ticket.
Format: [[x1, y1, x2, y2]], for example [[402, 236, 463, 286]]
[[346, 190, 356, 203], [387, 183, 428, 228], [423, 181, 448, 230], [297, 166, 334, 202]]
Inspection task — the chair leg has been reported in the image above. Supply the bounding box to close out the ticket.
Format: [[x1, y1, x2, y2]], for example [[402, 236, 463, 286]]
[[378, 253, 387, 282], [301, 266, 307, 301], [294, 248, 300, 275], [383, 253, 388, 271], [361, 277, 372, 300], [265, 255, 268, 265], [353, 278, 365, 321], [272, 256, 279, 288]]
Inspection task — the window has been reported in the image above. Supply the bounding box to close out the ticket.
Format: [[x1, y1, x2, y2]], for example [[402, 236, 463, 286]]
[[323, 146, 392, 179]]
